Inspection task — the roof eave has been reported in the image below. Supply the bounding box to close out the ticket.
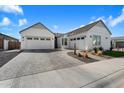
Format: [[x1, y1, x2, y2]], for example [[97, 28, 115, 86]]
[[19, 22, 55, 35]]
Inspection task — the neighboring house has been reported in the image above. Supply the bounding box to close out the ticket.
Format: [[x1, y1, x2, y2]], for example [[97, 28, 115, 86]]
[[20, 20, 112, 50], [0, 33, 19, 50], [57, 20, 112, 50], [20, 23, 55, 50], [112, 36, 124, 48]]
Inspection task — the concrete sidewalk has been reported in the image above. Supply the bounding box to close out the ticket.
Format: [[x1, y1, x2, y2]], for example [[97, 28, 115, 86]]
[[0, 58, 124, 88]]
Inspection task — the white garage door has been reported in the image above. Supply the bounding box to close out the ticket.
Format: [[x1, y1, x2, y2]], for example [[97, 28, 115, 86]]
[[26, 37, 54, 49], [69, 37, 85, 50]]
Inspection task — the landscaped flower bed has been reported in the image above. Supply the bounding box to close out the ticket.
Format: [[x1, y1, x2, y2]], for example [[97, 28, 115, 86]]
[[67, 52, 98, 63]]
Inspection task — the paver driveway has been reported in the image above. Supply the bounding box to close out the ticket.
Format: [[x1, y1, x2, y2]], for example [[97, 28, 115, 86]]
[[0, 49, 83, 81], [0, 50, 124, 88]]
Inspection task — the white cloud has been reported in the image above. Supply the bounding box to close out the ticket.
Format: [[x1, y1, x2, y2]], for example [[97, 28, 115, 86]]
[[95, 16, 106, 23], [80, 24, 84, 27], [91, 16, 96, 20], [18, 19, 27, 26], [89, 16, 106, 24], [53, 25, 58, 29], [70, 27, 78, 31], [70, 24, 85, 31], [0, 17, 11, 28], [5, 33, 14, 36], [70, 26, 82, 31], [89, 7, 124, 28], [89, 20, 94, 24], [0, 5, 23, 15], [108, 7, 124, 27]]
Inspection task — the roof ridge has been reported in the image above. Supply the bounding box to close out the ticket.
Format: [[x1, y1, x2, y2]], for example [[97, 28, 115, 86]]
[[19, 22, 55, 35], [67, 20, 101, 36], [72, 20, 101, 31], [19, 22, 41, 33]]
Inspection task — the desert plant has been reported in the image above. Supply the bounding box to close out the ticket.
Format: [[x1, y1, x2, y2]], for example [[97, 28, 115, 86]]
[[78, 53, 82, 57], [93, 47, 97, 53], [99, 47, 103, 51], [82, 51, 88, 58], [96, 50, 103, 56]]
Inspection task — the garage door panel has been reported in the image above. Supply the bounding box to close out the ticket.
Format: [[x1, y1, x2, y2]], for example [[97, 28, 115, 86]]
[[77, 40, 85, 50], [69, 40, 85, 50], [26, 40, 53, 49], [116, 42, 124, 48]]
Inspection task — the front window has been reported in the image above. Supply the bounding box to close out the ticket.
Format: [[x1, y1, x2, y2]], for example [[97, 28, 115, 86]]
[[27, 37, 32, 40], [40, 38, 45, 40], [81, 37, 84, 39], [64, 38, 67, 45], [46, 38, 51, 40], [62, 38, 67, 45], [34, 37, 39, 40], [77, 37, 80, 40], [93, 35, 101, 46]]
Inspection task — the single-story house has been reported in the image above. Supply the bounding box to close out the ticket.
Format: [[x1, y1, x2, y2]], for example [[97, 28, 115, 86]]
[[112, 36, 124, 48], [0, 33, 19, 50], [20, 20, 112, 50], [20, 23, 55, 50], [57, 20, 112, 50]]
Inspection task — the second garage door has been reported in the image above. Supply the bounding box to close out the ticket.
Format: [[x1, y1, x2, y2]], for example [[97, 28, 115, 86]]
[[116, 42, 124, 48]]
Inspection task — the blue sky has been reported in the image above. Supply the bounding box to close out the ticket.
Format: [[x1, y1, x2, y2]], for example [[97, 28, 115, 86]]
[[0, 5, 124, 39]]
